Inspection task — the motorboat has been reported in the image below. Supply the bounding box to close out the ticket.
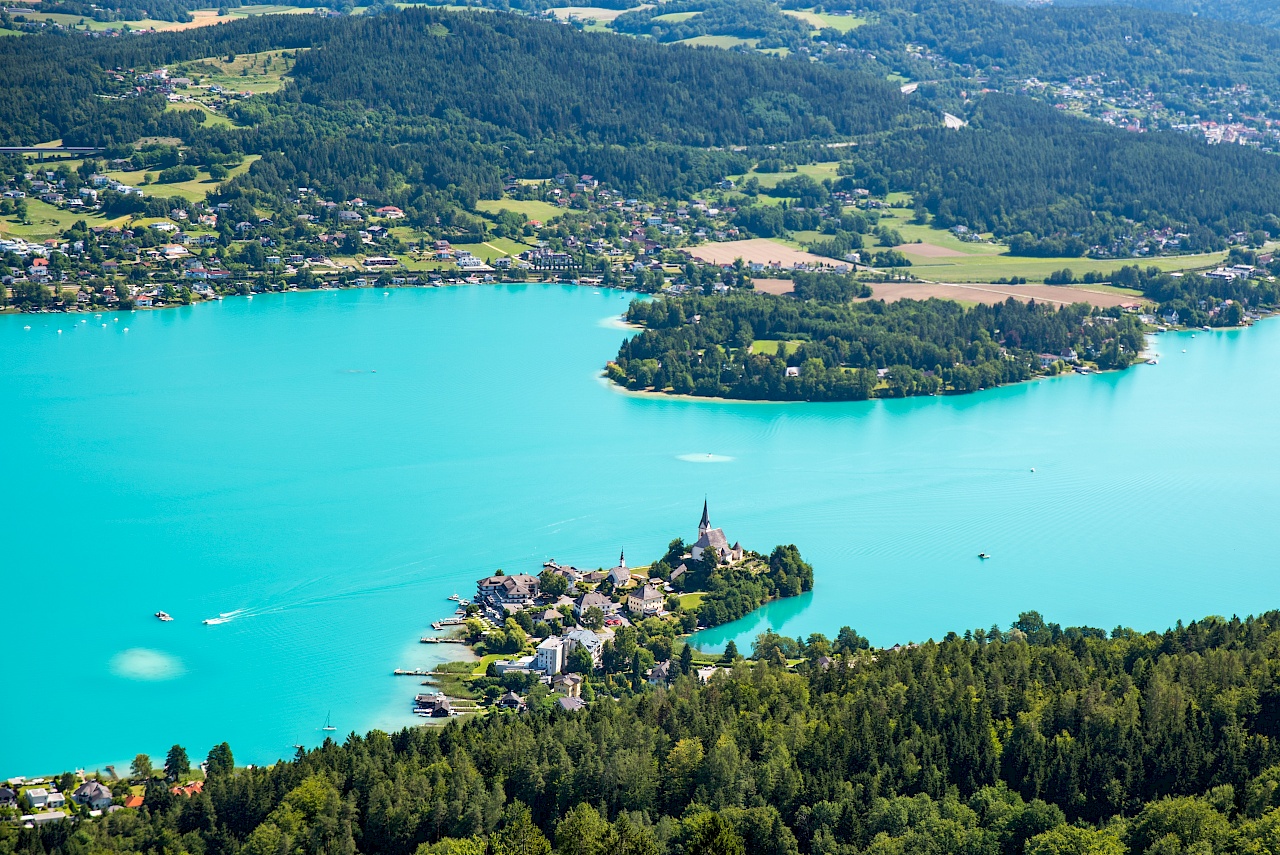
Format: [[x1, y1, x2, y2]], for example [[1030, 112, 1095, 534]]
[[978, 553, 991, 560], [155, 611, 173, 622]]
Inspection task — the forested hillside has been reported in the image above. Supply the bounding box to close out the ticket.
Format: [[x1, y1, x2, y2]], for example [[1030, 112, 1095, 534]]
[[841, 96, 1280, 249], [5, 5, 1280, 244], [9, 611, 1280, 855], [1048, 0, 1280, 30]]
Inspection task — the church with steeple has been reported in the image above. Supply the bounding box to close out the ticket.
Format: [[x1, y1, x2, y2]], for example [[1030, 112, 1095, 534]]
[[690, 499, 743, 564]]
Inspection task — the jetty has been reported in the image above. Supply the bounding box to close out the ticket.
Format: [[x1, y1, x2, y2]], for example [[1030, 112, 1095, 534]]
[[420, 637, 467, 644]]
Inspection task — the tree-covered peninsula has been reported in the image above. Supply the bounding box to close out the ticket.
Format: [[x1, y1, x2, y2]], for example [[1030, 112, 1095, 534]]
[[12, 611, 1280, 855], [607, 282, 1147, 402]]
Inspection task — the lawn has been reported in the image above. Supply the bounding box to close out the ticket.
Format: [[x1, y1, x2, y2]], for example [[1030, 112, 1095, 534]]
[[678, 592, 706, 610], [0, 27, 25, 35], [750, 339, 801, 356], [781, 9, 866, 31], [547, 5, 640, 21], [475, 197, 563, 223], [452, 237, 533, 262]]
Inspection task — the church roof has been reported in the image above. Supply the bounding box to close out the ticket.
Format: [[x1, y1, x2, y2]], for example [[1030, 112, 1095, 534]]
[[700, 498, 710, 530], [695, 528, 730, 550]]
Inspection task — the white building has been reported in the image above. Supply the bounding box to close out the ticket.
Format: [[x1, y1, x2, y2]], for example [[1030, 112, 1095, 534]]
[[534, 636, 567, 675]]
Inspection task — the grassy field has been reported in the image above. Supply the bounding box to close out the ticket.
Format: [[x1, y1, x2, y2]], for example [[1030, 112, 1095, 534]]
[[781, 9, 866, 31], [0, 26, 25, 35], [452, 237, 533, 262], [728, 161, 842, 190], [678, 592, 706, 610], [175, 49, 295, 95], [679, 35, 758, 49], [875, 210, 1230, 283], [104, 155, 258, 204], [165, 102, 236, 128], [475, 197, 563, 222], [652, 10, 699, 22], [0, 200, 128, 240], [750, 339, 801, 356]]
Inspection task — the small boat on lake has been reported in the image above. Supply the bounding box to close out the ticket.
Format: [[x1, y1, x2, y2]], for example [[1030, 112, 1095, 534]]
[[978, 553, 991, 560], [322, 711, 337, 732], [155, 611, 173, 622]]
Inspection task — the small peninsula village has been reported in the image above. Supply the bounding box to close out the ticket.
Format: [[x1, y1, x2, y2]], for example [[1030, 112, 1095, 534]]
[[403, 500, 816, 720]]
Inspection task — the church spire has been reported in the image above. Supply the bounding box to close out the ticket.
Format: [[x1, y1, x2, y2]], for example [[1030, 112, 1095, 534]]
[[619, 549, 626, 569], [699, 498, 710, 535]]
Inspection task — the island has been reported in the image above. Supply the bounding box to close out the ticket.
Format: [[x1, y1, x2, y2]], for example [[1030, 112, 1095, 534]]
[[409, 500, 812, 716]]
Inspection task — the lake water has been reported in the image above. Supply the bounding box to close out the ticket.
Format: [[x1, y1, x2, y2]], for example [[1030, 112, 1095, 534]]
[[3, 285, 1279, 775]]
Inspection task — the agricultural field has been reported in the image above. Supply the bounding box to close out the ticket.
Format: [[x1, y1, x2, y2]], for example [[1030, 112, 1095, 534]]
[[727, 161, 842, 190], [678, 35, 757, 49], [687, 237, 836, 268], [475, 197, 563, 222], [873, 211, 1230, 283], [781, 9, 866, 32], [0, 200, 127, 240], [104, 155, 259, 204]]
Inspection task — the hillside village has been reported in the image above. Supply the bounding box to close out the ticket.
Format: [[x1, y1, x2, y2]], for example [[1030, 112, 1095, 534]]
[[410, 501, 813, 717]]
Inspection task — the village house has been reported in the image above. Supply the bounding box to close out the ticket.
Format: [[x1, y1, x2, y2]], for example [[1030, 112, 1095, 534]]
[[72, 781, 113, 811], [557, 696, 586, 712], [24, 789, 49, 810], [0, 788, 16, 809], [497, 691, 526, 712], [574, 590, 616, 617]]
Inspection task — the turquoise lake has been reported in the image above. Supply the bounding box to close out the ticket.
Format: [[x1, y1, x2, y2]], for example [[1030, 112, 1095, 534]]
[[3, 284, 1279, 775]]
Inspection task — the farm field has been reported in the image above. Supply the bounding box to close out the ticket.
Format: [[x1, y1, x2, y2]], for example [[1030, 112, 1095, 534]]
[[728, 161, 842, 190], [862, 280, 1143, 308], [781, 9, 866, 31], [687, 238, 838, 268], [873, 213, 1231, 282], [679, 35, 757, 49], [0, 200, 128, 240], [475, 197, 563, 222], [104, 155, 259, 204]]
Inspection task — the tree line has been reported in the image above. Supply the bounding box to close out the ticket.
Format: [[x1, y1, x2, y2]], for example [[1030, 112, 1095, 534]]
[[11, 610, 1280, 854]]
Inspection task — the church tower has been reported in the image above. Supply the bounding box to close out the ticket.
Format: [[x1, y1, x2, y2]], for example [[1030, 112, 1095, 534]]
[[699, 498, 711, 537]]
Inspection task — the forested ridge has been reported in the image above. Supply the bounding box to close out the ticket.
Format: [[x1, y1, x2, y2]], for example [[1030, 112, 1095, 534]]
[[1047, 0, 1280, 31], [839, 96, 1280, 249], [12, 611, 1280, 855], [4, 5, 1280, 243]]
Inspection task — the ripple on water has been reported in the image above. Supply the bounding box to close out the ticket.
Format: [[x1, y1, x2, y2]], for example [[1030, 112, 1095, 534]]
[[110, 648, 185, 681], [677, 453, 735, 463]]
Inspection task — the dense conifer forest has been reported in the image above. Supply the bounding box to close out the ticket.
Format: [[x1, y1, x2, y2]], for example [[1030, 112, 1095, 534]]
[[10, 611, 1280, 855]]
